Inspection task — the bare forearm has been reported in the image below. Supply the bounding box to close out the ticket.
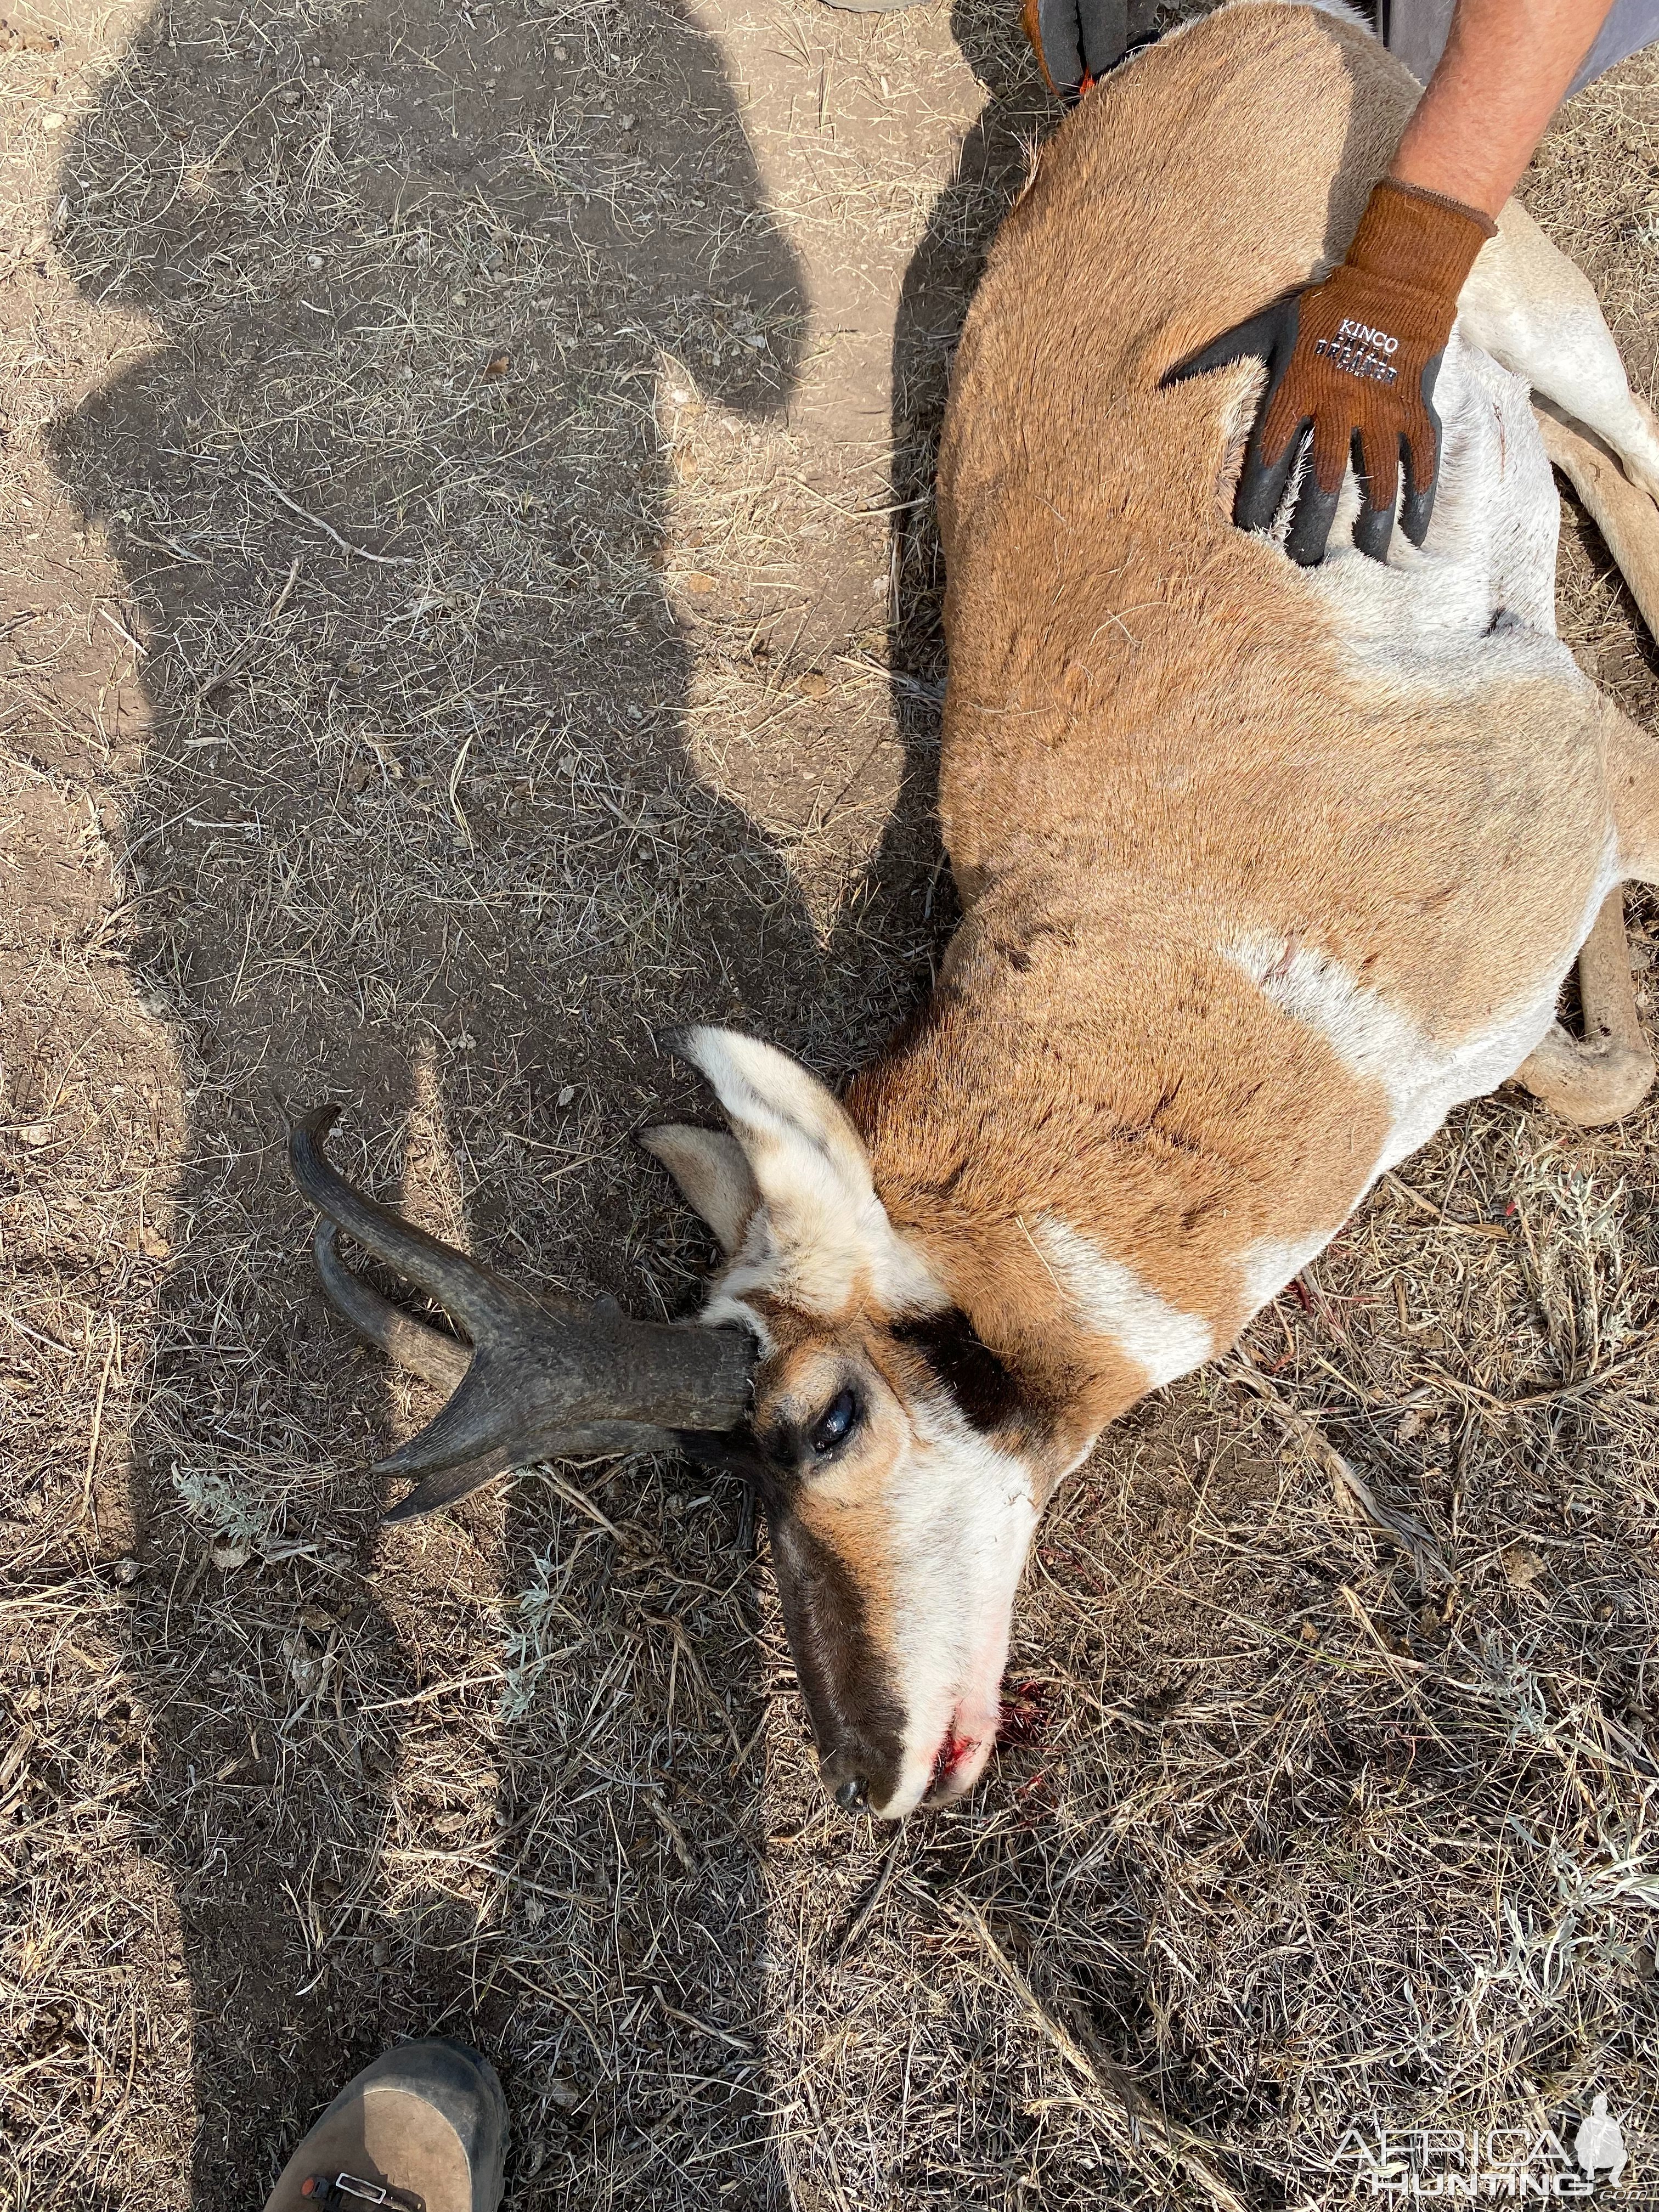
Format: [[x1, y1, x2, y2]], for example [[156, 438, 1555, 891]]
[[1390, 0, 1615, 215]]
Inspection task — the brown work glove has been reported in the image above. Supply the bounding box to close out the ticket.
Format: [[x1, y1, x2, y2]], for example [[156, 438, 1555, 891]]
[[1165, 179, 1496, 565]]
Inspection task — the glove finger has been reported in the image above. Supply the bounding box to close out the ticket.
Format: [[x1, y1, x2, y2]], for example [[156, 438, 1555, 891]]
[[1235, 414, 1308, 535], [1024, 0, 1084, 94], [1284, 416, 1349, 565], [1401, 372, 1443, 547], [1352, 422, 1399, 527], [1077, 0, 1128, 81], [1161, 296, 1296, 389], [1351, 493, 1395, 563], [1305, 411, 1352, 499], [1286, 469, 1342, 567]]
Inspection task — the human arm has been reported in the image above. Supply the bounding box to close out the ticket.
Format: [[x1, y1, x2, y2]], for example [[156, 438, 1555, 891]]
[[1391, 0, 1617, 218]]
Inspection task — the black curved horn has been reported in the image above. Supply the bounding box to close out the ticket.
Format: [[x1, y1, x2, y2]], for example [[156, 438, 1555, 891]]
[[287, 1104, 755, 1519]]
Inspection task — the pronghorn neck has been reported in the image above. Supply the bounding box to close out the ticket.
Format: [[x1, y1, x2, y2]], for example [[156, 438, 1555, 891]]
[[845, 990, 1243, 1452], [846, 885, 1396, 1449]]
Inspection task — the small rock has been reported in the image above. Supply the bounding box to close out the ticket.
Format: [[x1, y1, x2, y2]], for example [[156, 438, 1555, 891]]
[[19, 1124, 51, 1148], [210, 1536, 251, 1572], [40, 111, 66, 132], [557, 1084, 575, 1107]]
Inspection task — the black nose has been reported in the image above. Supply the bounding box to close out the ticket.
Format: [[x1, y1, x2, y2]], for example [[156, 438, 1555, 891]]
[[819, 1748, 870, 1814]]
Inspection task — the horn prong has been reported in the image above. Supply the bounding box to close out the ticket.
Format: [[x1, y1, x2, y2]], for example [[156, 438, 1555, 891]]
[[286, 1101, 518, 1338], [313, 1221, 471, 1392]]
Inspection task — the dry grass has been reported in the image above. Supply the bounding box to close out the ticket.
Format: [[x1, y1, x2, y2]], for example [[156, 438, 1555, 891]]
[[6, 0, 1659, 2207]]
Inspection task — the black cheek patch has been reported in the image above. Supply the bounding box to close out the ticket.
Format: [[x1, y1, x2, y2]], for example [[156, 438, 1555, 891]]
[[893, 1309, 1025, 1432]]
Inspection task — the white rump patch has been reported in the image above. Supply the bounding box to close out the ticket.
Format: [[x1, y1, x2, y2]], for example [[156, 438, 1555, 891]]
[[1031, 1215, 1214, 1389]]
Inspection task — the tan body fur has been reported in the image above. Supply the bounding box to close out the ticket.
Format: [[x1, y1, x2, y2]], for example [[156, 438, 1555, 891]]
[[852, 1, 1657, 1454]]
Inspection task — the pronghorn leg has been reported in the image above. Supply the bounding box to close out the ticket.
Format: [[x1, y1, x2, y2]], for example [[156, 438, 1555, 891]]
[[1458, 200, 1659, 505], [1515, 889, 1655, 1126], [1536, 405, 1659, 652], [1602, 697, 1659, 885], [1458, 206, 1659, 1122]]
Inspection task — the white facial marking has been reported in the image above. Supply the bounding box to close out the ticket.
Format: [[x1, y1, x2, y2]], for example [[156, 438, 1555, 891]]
[[1031, 1215, 1214, 1389], [875, 1400, 1039, 1820]]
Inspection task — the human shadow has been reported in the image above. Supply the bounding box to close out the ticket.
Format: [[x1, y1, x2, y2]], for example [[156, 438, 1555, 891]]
[[828, 0, 1059, 1030], [50, 1, 815, 2203]]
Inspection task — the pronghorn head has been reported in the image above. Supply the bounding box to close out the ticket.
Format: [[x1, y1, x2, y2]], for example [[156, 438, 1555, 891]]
[[288, 1031, 1087, 1822], [639, 1029, 1063, 1820]]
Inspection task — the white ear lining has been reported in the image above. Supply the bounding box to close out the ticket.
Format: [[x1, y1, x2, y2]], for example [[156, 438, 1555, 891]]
[[670, 1026, 944, 1317], [674, 1026, 873, 1199], [639, 1123, 759, 1256]]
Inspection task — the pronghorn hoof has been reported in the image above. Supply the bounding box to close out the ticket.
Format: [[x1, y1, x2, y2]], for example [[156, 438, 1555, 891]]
[[1514, 1025, 1656, 1126]]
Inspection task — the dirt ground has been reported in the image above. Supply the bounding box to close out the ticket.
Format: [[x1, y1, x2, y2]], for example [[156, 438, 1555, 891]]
[[7, 0, 1659, 2206]]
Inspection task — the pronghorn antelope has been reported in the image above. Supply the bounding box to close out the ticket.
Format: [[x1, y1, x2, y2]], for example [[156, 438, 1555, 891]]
[[291, 0, 1659, 1821]]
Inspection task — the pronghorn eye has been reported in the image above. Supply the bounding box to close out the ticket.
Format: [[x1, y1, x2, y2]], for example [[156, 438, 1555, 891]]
[[809, 1389, 860, 1457]]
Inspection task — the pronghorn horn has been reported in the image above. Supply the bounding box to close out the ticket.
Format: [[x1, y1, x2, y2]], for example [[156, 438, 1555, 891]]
[[287, 1105, 756, 1520]]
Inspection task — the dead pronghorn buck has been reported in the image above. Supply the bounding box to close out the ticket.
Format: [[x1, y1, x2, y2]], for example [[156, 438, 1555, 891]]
[[291, 2, 1659, 1821]]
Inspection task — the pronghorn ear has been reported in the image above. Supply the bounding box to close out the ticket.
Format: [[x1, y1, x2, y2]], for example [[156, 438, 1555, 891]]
[[669, 1027, 876, 1238], [639, 1124, 760, 1256]]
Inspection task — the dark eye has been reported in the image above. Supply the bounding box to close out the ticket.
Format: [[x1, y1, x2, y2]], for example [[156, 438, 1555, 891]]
[[809, 1389, 860, 1457]]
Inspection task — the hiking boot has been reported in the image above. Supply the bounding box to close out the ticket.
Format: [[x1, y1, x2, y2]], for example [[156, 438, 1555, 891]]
[[262, 2039, 507, 2212]]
